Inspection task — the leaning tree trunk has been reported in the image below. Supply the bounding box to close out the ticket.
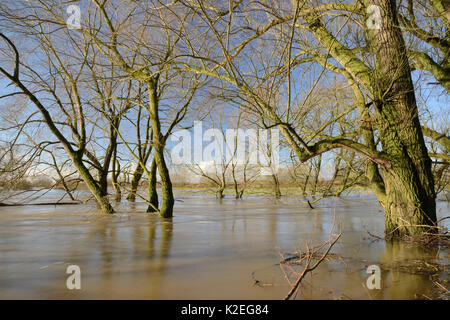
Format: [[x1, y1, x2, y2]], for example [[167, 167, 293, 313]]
[[370, 0, 436, 238], [71, 152, 114, 214]]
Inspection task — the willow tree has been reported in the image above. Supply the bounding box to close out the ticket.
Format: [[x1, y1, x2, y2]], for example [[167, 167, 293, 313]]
[[82, 0, 203, 217], [0, 21, 118, 214], [0, 1, 146, 213], [176, 0, 449, 237]]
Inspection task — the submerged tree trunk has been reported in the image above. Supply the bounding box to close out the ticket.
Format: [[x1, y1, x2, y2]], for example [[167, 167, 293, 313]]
[[153, 147, 174, 217], [370, 0, 436, 238], [295, 0, 437, 237], [128, 104, 153, 202], [232, 165, 240, 199], [233, 182, 240, 199], [146, 158, 159, 213], [112, 147, 121, 202], [302, 161, 313, 196], [72, 152, 114, 214], [113, 182, 122, 202], [312, 154, 322, 196], [148, 78, 174, 218], [271, 173, 281, 199], [127, 165, 144, 202]]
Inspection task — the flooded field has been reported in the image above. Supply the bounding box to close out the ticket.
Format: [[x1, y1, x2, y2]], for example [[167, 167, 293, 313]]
[[0, 191, 448, 299]]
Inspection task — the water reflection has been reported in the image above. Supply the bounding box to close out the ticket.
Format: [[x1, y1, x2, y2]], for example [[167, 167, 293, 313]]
[[146, 218, 173, 267], [378, 241, 439, 300]]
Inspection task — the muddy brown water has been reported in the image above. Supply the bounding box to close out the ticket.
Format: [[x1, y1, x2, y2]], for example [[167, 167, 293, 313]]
[[0, 190, 448, 299]]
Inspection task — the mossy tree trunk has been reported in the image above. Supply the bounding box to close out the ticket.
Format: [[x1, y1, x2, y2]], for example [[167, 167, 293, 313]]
[[153, 148, 174, 217], [369, 0, 436, 237], [296, 0, 438, 237], [71, 152, 114, 214], [148, 78, 174, 218]]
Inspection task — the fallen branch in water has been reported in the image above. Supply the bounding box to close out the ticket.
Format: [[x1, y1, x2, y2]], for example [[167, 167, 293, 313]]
[[434, 281, 450, 299], [362, 225, 385, 240], [0, 201, 80, 206], [282, 213, 342, 300]]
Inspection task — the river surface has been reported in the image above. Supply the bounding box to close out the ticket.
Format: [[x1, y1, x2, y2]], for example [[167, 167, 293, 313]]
[[0, 191, 448, 299]]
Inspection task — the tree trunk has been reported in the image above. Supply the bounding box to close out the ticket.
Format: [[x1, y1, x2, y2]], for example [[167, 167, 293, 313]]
[[324, 156, 341, 197], [336, 152, 354, 197], [148, 78, 174, 218], [127, 164, 144, 201], [112, 177, 121, 202], [302, 162, 313, 196], [153, 147, 174, 217], [112, 148, 121, 202], [271, 173, 281, 199], [312, 154, 322, 195], [370, 0, 436, 238], [146, 157, 159, 213], [217, 179, 225, 199], [232, 165, 240, 199], [72, 152, 114, 214]]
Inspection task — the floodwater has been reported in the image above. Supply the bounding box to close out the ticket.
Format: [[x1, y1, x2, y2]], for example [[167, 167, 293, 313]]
[[0, 190, 448, 299]]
